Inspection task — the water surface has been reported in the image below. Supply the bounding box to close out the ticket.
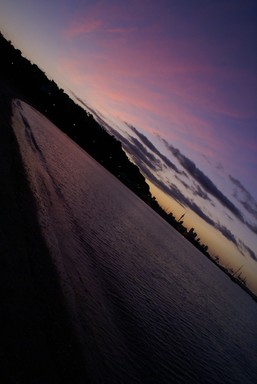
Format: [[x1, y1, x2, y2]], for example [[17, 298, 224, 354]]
[[13, 100, 257, 384]]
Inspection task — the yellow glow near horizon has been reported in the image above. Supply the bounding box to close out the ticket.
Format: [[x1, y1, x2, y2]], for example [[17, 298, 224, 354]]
[[148, 179, 244, 261], [147, 179, 257, 293], [147, 179, 185, 218]]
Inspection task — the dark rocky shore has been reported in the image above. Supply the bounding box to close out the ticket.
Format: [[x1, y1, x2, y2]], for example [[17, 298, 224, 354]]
[[0, 79, 88, 383]]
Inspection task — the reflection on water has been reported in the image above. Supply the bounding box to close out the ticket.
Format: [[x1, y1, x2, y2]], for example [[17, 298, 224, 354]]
[[13, 100, 257, 384]]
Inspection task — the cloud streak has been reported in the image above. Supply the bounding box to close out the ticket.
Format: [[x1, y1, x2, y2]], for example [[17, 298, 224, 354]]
[[127, 135, 162, 172], [242, 244, 257, 262], [162, 139, 245, 222], [126, 124, 183, 174], [192, 184, 212, 201], [65, 19, 102, 37], [230, 175, 257, 220]]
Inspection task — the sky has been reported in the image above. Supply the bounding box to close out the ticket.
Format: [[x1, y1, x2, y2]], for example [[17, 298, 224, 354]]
[[1, 0, 257, 293]]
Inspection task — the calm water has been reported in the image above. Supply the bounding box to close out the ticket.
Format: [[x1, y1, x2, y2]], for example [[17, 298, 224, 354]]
[[13, 100, 257, 384]]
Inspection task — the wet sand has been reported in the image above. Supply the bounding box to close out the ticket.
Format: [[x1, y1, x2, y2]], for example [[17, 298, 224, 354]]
[[0, 78, 88, 383]]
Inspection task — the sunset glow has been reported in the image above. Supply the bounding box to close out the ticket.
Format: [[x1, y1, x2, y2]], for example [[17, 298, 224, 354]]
[[1, 0, 256, 292]]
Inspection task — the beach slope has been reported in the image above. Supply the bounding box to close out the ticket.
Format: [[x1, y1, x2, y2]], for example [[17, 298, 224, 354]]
[[0, 79, 87, 384]]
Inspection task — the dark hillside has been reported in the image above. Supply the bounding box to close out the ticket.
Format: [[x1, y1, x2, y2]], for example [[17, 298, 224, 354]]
[[0, 32, 213, 256], [0, 32, 161, 207]]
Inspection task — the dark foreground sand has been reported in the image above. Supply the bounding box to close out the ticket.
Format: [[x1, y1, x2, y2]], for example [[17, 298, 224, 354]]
[[0, 79, 88, 384]]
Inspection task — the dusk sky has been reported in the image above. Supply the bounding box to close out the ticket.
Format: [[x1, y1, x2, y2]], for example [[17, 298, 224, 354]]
[[1, 0, 257, 292]]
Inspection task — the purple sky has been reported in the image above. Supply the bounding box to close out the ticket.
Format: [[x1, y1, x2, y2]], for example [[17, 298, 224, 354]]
[[1, 0, 257, 292]]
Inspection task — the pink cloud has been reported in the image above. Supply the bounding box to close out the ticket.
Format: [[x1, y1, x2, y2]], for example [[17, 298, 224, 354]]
[[62, 0, 140, 39], [107, 27, 138, 34], [59, 54, 234, 162], [58, 0, 256, 182], [64, 19, 102, 38], [61, 0, 257, 122], [62, 53, 255, 159]]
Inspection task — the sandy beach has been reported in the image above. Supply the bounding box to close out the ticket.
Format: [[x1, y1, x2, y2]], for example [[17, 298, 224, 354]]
[[0, 78, 88, 383]]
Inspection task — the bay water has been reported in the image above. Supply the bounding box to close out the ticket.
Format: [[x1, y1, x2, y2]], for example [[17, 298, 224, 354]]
[[12, 100, 257, 383]]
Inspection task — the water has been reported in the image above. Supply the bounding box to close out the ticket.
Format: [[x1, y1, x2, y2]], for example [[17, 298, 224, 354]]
[[12, 99, 257, 383]]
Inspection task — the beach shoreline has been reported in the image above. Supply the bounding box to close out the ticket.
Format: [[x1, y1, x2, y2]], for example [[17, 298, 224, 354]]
[[0, 78, 88, 383]]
